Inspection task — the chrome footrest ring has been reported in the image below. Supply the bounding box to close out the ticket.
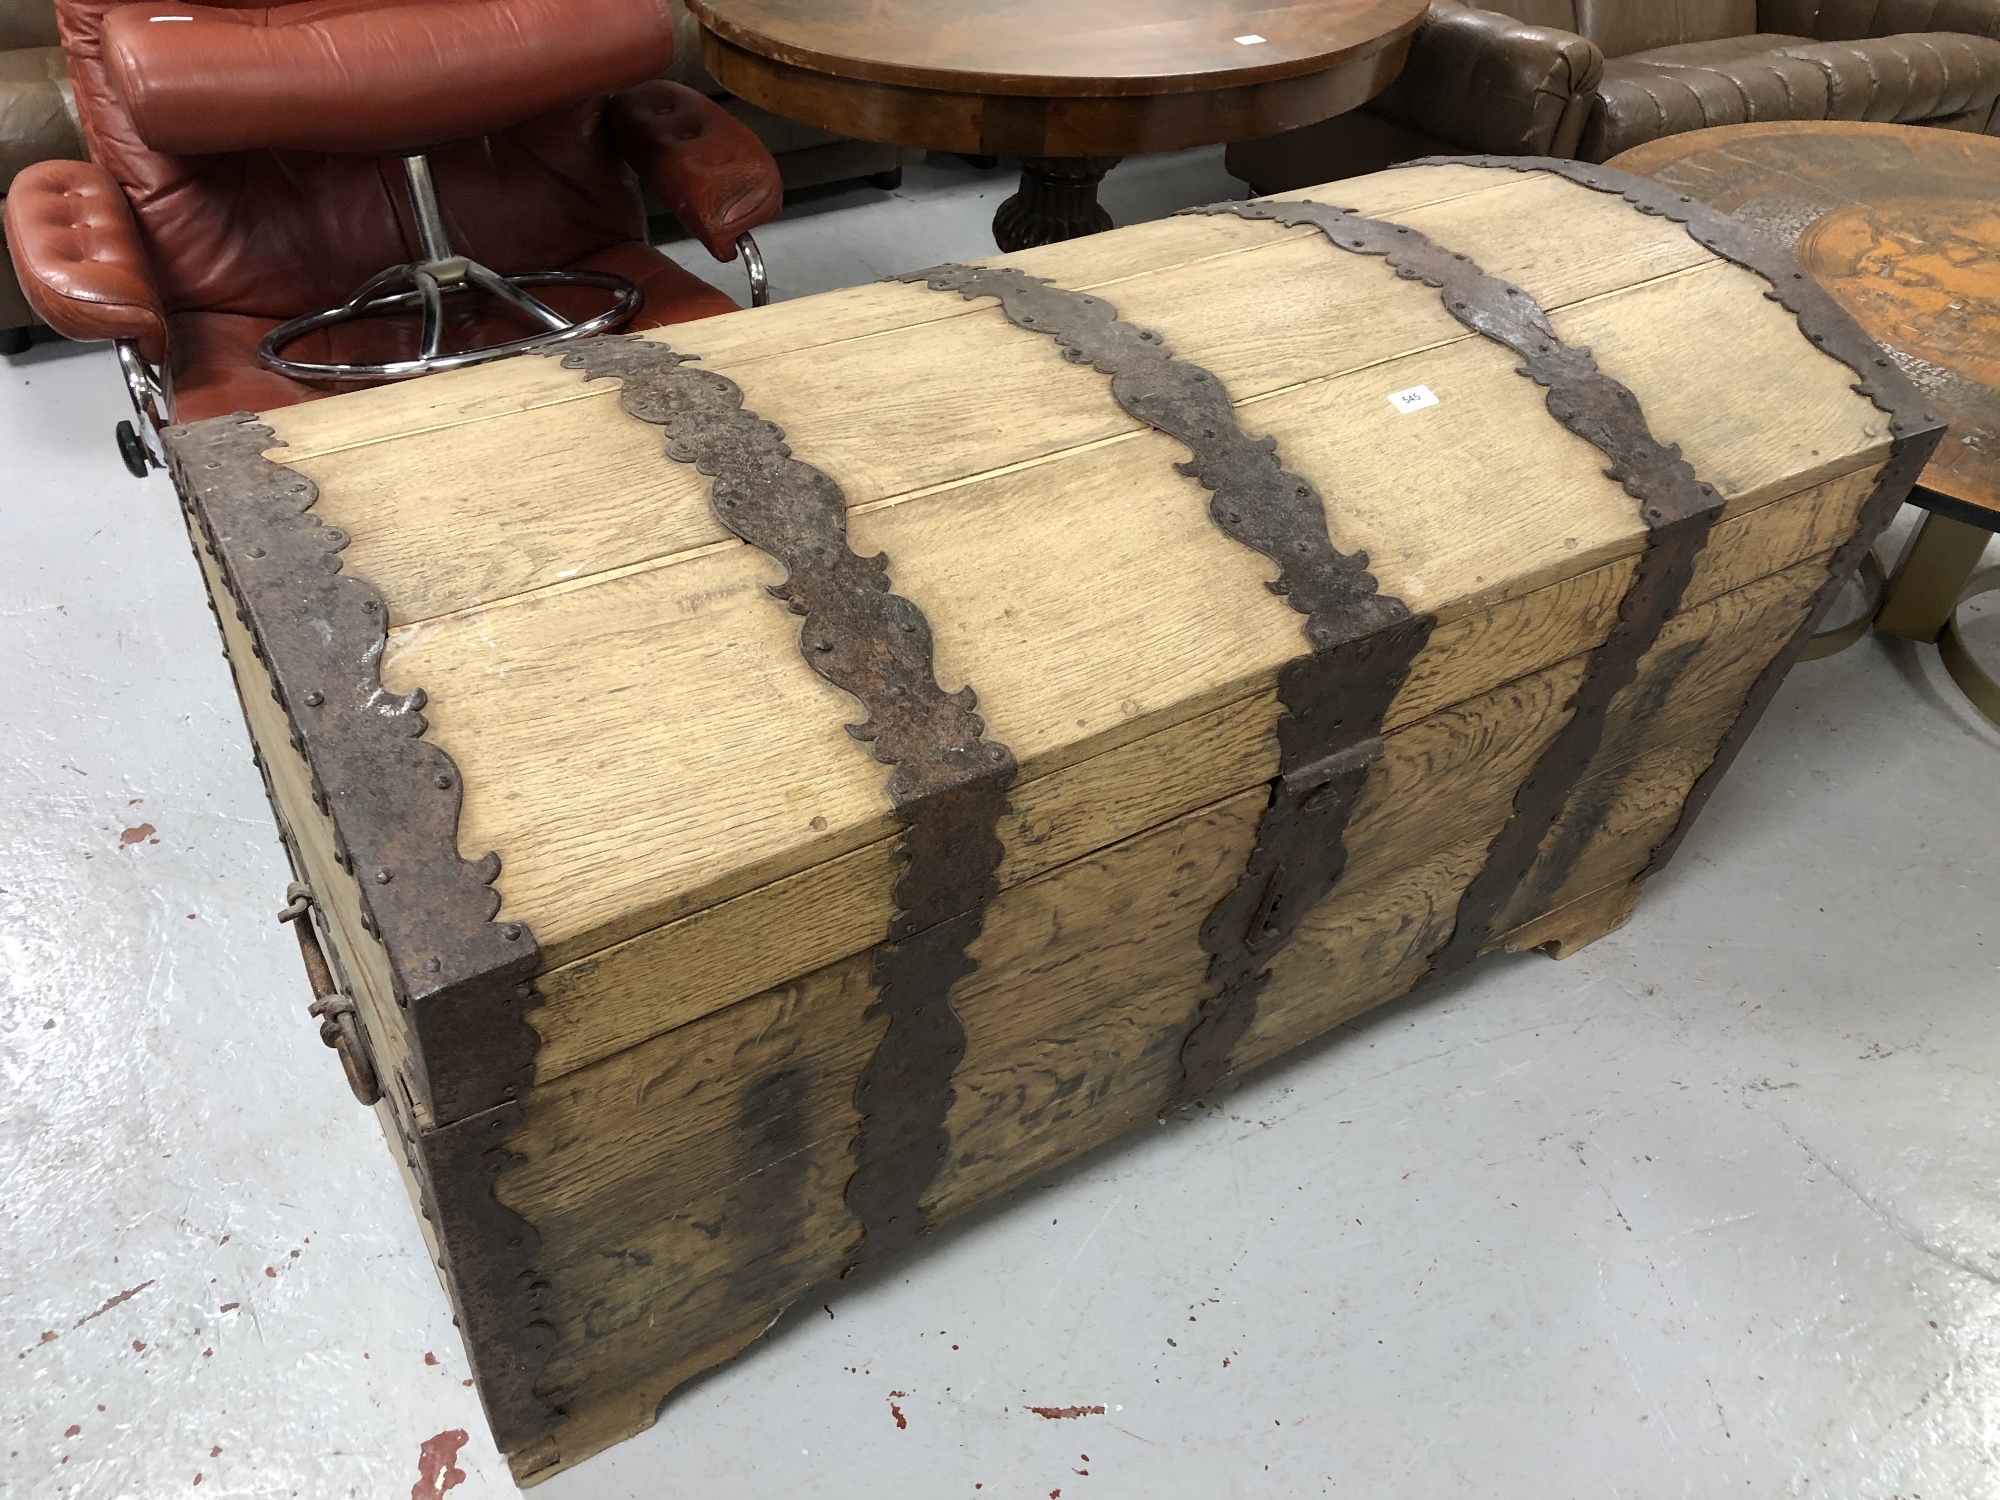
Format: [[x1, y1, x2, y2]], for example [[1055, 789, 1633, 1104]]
[[257, 265, 642, 382]]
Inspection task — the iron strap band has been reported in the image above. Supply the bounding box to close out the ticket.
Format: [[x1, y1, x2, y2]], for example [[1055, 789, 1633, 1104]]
[[163, 415, 557, 1449], [1189, 196, 1727, 979], [554, 338, 1016, 1272], [1394, 156, 1946, 882], [892, 264, 1434, 1109]]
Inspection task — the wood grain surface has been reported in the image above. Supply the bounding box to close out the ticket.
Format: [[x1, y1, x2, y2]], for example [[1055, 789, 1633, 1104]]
[[522, 457, 1873, 1085], [487, 542, 1838, 1458], [255, 167, 1884, 984], [685, 0, 1427, 96], [696, 30, 1415, 156], [493, 545, 1852, 1318], [223, 162, 1901, 1478]]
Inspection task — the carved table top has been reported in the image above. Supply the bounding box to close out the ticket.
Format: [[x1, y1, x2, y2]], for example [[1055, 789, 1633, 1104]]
[[1612, 121, 2000, 532], [684, 0, 1427, 157]]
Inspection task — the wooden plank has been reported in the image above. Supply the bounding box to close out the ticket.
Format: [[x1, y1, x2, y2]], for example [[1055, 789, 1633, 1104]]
[[511, 792, 1272, 1416], [513, 1315, 777, 1486], [926, 788, 1268, 1221], [528, 691, 1275, 1082], [503, 792, 1260, 1241], [497, 522, 1841, 1426], [527, 1136, 858, 1467], [1496, 553, 1832, 931], [511, 552, 1845, 1238], [284, 169, 1726, 631], [1488, 875, 1643, 962], [521, 465, 1877, 1082], [259, 162, 1519, 465], [500, 947, 879, 1243], [391, 277, 1878, 969], [1342, 655, 1589, 894], [1236, 833, 1499, 1076], [505, 822, 1537, 1425]]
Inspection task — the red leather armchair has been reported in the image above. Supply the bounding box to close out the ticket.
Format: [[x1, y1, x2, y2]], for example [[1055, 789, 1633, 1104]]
[[3, 0, 782, 467]]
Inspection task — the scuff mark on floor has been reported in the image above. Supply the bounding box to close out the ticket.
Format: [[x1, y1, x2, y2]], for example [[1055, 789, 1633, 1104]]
[[411, 1428, 469, 1499], [72, 1279, 156, 1329]]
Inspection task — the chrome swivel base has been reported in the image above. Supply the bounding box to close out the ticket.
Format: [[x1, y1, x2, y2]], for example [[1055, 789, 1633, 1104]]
[[257, 153, 641, 383]]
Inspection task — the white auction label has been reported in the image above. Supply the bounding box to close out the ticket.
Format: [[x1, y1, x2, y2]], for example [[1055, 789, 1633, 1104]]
[[1387, 384, 1440, 414]]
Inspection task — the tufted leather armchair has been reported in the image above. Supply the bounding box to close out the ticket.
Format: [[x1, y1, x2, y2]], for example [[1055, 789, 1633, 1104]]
[[1230, 0, 2000, 191], [2, 0, 782, 445]]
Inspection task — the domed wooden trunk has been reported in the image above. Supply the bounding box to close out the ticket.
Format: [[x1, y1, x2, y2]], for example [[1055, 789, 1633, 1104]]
[[163, 158, 1939, 1481]]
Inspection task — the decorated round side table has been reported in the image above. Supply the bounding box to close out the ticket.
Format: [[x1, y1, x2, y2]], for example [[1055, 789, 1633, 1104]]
[[1611, 121, 2000, 722], [687, 0, 1427, 251]]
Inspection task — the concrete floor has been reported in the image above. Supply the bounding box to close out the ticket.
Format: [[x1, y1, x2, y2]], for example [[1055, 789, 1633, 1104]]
[[4, 148, 1998, 1500]]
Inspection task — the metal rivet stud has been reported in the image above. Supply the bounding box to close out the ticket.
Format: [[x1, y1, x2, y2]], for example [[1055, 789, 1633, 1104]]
[[423, 958, 441, 972], [374, 868, 392, 884], [303, 690, 323, 707], [501, 923, 522, 940], [433, 773, 452, 789]]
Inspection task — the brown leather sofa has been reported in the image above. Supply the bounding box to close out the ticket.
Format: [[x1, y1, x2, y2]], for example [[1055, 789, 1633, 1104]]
[[0, 0, 84, 351], [5, 0, 782, 457], [1229, 0, 2000, 192]]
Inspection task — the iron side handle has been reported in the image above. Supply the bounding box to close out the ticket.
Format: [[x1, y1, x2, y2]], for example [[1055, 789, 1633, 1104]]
[[278, 884, 383, 1106]]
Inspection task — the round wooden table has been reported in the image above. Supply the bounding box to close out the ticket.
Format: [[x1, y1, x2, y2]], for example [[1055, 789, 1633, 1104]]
[[687, 0, 1427, 251], [1612, 122, 2000, 723]]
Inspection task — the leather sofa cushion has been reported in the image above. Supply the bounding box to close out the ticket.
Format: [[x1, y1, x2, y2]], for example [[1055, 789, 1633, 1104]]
[[0, 44, 82, 187], [1583, 28, 2000, 156], [1574, 0, 1758, 56], [0, 0, 61, 50], [1606, 33, 1815, 65], [1784, 32, 2000, 117], [1474, 0, 1586, 27], [102, 0, 676, 155], [1760, 0, 2000, 43], [1370, 0, 1606, 156]]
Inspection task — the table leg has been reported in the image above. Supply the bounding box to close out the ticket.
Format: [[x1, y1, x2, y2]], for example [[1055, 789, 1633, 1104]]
[[992, 156, 1122, 252], [1875, 511, 1993, 643]]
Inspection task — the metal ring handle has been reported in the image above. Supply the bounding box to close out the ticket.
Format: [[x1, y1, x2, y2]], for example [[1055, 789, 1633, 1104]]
[[278, 885, 382, 1106], [1938, 566, 2000, 727], [1801, 549, 1888, 662]]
